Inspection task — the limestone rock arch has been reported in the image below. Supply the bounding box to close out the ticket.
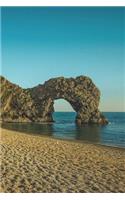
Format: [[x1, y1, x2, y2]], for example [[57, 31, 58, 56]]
[[30, 76, 108, 124], [0, 75, 108, 124]]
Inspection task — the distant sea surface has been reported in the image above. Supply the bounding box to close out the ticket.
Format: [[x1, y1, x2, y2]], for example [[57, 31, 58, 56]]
[[1, 112, 125, 148]]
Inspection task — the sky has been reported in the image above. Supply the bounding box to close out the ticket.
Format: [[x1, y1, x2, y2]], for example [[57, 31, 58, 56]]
[[1, 7, 125, 112]]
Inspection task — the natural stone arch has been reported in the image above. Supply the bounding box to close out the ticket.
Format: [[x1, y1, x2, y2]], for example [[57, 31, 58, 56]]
[[31, 76, 108, 124], [0, 75, 108, 124]]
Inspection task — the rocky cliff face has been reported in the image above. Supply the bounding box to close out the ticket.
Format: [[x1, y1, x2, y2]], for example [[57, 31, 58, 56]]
[[0, 76, 108, 124], [0, 76, 40, 122]]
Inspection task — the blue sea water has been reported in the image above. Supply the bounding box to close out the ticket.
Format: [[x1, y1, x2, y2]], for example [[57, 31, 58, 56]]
[[2, 112, 125, 148]]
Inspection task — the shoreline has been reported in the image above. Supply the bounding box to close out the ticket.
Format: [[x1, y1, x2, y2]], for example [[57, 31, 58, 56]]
[[1, 128, 125, 193], [1, 127, 125, 151]]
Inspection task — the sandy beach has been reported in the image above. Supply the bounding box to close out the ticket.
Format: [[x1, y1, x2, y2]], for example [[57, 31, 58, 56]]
[[0, 128, 125, 193]]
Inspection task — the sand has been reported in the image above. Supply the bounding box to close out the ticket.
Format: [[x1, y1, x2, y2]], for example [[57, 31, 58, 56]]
[[0, 128, 125, 193]]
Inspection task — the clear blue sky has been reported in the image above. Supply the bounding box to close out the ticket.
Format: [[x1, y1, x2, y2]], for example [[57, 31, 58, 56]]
[[1, 7, 125, 112]]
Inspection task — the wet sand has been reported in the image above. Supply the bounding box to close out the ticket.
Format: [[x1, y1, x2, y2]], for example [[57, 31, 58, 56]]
[[0, 128, 125, 193]]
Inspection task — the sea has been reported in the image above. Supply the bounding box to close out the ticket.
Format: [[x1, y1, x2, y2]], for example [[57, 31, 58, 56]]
[[1, 112, 125, 148]]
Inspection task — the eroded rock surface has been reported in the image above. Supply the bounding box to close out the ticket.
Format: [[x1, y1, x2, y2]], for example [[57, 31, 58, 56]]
[[0, 76, 108, 124]]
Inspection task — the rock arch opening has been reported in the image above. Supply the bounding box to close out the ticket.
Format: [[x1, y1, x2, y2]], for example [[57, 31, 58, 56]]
[[54, 99, 75, 112], [53, 99, 76, 123]]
